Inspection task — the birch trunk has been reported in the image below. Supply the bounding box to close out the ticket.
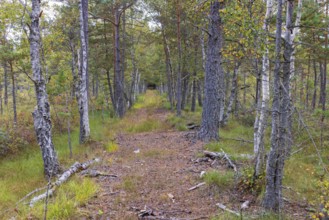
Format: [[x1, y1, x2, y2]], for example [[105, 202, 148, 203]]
[[29, 0, 60, 178], [253, 0, 273, 178], [197, 1, 224, 142], [78, 0, 90, 143]]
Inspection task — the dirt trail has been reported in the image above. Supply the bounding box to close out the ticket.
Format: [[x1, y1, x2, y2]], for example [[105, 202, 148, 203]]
[[82, 107, 227, 220]]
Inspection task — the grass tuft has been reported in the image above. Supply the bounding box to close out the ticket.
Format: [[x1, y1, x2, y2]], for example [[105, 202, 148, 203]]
[[203, 170, 235, 189]]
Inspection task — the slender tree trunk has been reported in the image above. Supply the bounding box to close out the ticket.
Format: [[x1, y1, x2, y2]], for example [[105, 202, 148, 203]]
[[264, 0, 291, 211], [3, 62, 8, 106], [176, 0, 182, 116], [191, 39, 198, 112], [78, 0, 90, 143], [0, 73, 3, 115], [197, 80, 203, 107], [162, 28, 174, 110], [10, 61, 17, 126], [312, 59, 317, 111], [198, 1, 223, 142], [69, 37, 78, 98], [29, 0, 60, 178], [254, 0, 273, 179], [65, 92, 72, 158], [222, 61, 241, 126], [306, 55, 311, 108], [114, 7, 125, 118], [181, 72, 189, 110], [319, 62, 326, 109]]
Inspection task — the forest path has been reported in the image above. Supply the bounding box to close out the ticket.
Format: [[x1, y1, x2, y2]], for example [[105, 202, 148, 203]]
[[82, 97, 223, 219]]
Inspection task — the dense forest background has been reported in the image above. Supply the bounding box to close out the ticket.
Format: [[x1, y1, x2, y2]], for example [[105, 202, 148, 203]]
[[0, 0, 329, 219]]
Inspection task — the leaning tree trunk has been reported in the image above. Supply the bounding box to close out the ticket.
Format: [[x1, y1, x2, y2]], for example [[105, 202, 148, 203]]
[[197, 1, 224, 142], [29, 0, 60, 178], [253, 0, 273, 179], [78, 0, 90, 143]]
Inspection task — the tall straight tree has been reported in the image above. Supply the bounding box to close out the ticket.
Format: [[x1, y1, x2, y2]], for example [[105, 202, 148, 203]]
[[176, 0, 182, 116], [264, 0, 294, 211], [78, 0, 90, 143], [28, 0, 60, 178], [197, 1, 224, 141], [253, 0, 273, 179]]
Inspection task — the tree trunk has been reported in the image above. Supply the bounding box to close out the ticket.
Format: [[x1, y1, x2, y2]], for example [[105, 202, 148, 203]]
[[162, 28, 174, 110], [29, 0, 60, 178], [0, 73, 3, 115], [306, 55, 310, 108], [181, 72, 189, 110], [221, 61, 241, 126], [3, 62, 8, 106], [253, 0, 273, 179], [191, 39, 198, 112], [78, 0, 90, 143], [10, 61, 17, 126], [312, 59, 317, 111], [319, 62, 326, 109], [176, 0, 182, 116], [197, 80, 203, 107], [264, 0, 291, 211], [114, 7, 125, 118], [197, 1, 224, 142]]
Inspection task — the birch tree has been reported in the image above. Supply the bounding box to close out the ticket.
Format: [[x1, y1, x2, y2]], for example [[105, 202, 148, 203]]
[[253, 0, 273, 179], [78, 0, 90, 143], [28, 0, 60, 178], [264, 0, 294, 211]]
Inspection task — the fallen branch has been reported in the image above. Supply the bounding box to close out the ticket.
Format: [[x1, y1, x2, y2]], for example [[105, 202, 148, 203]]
[[220, 149, 237, 172], [216, 203, 240, 217], [80, 169, 118, 178], [28, 158, 100, 207], [188, 182, 206, 191], [204, 150, 237, 172]]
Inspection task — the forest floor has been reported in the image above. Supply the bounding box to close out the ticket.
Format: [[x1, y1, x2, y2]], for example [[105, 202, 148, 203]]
[[0, 91, 314, 220], [78, 92, 308, 220]]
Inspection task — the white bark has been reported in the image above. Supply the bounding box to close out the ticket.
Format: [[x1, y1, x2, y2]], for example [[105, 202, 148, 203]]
[[290, 0, 303, 80], [253, 0, 273, 178], [29, 158, 100, 207], [78, 0, 90, 143], [29, 0, 60, 178]]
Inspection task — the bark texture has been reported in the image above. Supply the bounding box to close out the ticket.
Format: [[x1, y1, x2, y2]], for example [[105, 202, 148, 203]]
[[114, 7, 126, 118], [253, 0, 273, 178], [264, 0, 293, 211], [29, 0, 60, 178], [197, 1, 224, 142], [78, 0, 90, 143]]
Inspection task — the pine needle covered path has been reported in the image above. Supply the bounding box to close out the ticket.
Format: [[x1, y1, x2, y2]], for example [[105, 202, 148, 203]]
[[81, 96, 224, 219]]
